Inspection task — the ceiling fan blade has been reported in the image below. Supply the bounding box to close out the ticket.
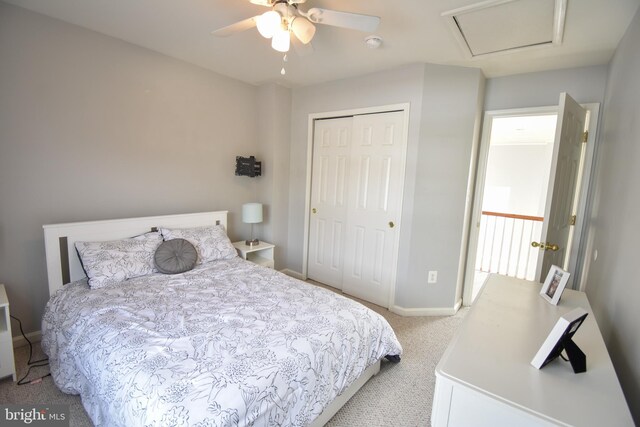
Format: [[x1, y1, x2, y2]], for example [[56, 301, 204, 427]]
[[253, 0, 306, 4], [249, 0, 273, 6], [292, 36, 314, 57], [211, 16, 258, 37], [305, 8, 380, 32]]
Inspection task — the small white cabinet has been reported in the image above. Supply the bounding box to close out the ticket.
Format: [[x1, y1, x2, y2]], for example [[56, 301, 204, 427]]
[[0, 284, 17, 381], [233, 241, 275, 269], [432, 274, 633, 427]]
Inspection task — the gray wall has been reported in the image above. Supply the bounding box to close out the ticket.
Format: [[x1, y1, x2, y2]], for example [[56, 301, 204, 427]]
[[287, 63, 485, 311], [0, 3, 260, 333], [256, 84, 292, 269], [583, 9, 640, 423], [485, 65, 609, 110], [408, 64, 484, 308]]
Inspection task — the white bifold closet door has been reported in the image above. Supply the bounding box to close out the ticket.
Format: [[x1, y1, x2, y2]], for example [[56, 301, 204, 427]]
[[308, 111, 406, 307], [307, 117, 352, 287]]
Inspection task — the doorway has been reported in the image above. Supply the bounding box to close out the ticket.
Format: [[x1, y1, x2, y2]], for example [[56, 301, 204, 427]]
[[463, 95, 599, 305], [302, 105, 410, 308], [471, 112, 557, 300]]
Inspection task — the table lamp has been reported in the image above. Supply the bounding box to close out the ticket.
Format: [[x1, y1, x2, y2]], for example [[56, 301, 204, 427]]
[[242, 203, 263, 246]]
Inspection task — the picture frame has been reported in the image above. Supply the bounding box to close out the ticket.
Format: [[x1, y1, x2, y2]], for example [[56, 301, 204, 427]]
[[539, 265, 570, 305], [531, 307, 588, 373]]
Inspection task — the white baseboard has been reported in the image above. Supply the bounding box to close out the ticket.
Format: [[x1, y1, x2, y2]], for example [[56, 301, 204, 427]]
[[13, 330, 42, 349], [281, 269, 464, 317], [280, 269, 306, 280], [391, 299, 462, 316]]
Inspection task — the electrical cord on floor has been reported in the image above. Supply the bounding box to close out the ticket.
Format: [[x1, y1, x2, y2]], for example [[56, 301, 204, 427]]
[[9, 314, 51, 385]]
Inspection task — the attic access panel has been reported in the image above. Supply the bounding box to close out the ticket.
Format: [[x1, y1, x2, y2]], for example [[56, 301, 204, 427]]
[[442, 0, 567, 57]]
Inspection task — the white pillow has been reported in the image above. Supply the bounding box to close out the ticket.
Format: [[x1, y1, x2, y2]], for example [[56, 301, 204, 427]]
[[160, 225, 237, 264], [75, 232, 163, 289]]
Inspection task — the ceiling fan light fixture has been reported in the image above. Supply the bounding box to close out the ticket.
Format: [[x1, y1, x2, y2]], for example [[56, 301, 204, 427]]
[[291, 16, 316, 44], [256, 10, 281, 38], [271, 26, 290, 52]]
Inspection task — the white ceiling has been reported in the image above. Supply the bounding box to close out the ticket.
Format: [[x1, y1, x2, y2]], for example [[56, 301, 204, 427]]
[[491, 115, 558, 146], [4, 0, 639, 87], [445, 0, 559, 56]]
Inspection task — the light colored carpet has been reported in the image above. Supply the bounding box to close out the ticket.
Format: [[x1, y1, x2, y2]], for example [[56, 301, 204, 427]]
[[325, 298, 467, 427], [0, 285, 467, 427]]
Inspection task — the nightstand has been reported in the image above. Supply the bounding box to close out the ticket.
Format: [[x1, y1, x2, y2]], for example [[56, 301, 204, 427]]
[[0, 284, 17, 381], [232, 241, 275, 269]]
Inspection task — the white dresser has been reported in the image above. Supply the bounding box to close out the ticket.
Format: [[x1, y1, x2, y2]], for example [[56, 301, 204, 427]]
[[432, 274, 633, 427]]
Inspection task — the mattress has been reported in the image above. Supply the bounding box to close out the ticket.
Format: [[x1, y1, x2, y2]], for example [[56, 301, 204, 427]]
[[42, 257, 402, 426]]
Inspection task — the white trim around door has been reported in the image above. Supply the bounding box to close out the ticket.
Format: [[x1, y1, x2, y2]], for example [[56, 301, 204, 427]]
[[462, 103, 600, 306]]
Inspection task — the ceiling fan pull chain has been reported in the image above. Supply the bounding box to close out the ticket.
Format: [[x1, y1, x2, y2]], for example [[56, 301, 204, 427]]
[[281, 53, 288, 75]]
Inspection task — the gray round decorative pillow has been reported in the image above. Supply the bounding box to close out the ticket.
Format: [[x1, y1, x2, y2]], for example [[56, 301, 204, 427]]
[[154, 238, 198, 274]]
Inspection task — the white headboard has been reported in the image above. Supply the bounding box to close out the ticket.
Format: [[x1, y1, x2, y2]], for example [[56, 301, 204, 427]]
[[43, 211, 228, 296]]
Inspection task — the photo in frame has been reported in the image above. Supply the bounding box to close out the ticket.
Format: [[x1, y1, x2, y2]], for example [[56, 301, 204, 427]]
[[540, 265, 570, 305]]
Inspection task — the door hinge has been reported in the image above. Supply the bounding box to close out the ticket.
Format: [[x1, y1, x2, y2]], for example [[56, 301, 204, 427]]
[[582, 131, 589, 143], [570, 215, 577, 226]]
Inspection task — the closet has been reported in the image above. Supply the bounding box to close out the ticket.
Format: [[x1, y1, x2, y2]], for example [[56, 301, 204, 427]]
[[307, 110, 407, 307]]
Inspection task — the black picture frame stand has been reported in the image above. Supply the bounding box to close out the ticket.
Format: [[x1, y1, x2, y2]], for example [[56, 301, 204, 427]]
[[531, 307, 588, 373], [562, 337, 586, 373]]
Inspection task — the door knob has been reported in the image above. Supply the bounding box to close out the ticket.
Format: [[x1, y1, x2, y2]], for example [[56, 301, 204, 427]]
[[312, 208, 317, 214], [389, 221, 395, 228], [531, 241, 559, 251], [545, 243, 559, 251]]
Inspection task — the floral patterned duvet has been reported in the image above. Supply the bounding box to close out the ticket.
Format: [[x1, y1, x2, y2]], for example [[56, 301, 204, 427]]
[[42, 257, 402, 426]]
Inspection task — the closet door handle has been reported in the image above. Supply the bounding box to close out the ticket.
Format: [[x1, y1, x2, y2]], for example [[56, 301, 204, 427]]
[[389, 221, 395, 228]]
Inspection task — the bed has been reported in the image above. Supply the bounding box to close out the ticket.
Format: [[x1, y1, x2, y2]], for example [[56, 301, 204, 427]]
[[42, 211, 402, 427]]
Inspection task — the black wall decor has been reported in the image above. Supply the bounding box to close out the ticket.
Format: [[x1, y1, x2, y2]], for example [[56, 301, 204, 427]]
[[235, 156, 262, 177]]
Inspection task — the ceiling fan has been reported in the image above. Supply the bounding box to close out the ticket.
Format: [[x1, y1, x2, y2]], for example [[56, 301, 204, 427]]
[[211, 0, 381, 54]]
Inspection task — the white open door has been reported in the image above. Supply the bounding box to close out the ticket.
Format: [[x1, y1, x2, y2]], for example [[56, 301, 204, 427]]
[[534, 93, 587, 280]]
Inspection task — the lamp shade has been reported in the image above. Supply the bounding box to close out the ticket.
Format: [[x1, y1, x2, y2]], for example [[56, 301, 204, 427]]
[[242, 203, 263, 224]]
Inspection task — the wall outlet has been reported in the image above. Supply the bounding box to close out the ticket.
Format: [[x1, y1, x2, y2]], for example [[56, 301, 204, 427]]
[[428, 270, 438, 284]]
